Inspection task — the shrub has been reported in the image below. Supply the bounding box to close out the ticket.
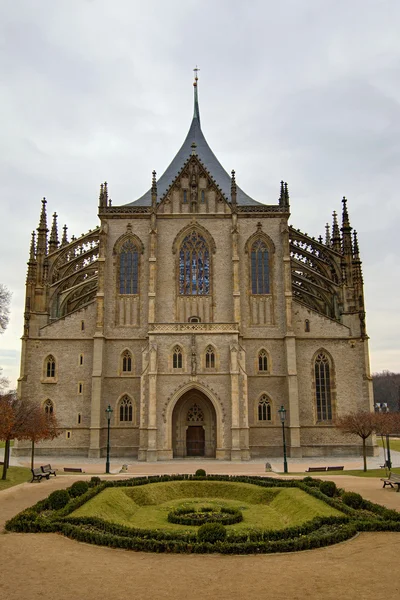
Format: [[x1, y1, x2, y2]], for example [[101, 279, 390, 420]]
[[342, 491, 364, 509], [48, 489, 70, 510], [89, 476, 102, 487], [320, 481, 337, 498], [195, 469, 206, 477], [197, 522, 226, 543], [69, 481, 89, 498]]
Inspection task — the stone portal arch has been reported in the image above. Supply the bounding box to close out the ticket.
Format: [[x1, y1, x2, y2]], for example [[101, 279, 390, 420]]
[[170, 387, 219, 458]]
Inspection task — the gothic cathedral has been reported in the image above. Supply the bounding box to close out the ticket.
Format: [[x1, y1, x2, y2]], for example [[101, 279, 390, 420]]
[[15, 76, 375, 461]]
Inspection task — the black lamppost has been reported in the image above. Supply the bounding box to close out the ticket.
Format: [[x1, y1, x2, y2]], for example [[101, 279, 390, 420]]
[[375, 402, 392, 470], [278, 405, 288, 474], [105, 404, 113, 474]]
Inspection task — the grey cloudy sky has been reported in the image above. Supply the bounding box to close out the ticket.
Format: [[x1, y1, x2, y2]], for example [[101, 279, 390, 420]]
[[1, 0, 399, 385]]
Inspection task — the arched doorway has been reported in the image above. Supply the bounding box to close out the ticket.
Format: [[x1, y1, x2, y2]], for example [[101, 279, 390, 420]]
[[172, 389, 216, 458]]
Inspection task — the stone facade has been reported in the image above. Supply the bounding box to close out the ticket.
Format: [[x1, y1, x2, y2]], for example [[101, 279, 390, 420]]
[[14, 79, 375, 461]]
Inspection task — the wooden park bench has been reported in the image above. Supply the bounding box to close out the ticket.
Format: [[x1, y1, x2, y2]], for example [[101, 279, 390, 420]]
[[31, 467, 50, 483], [381, 473, 400, 492], [305, 466, 327, 472], [41, 464, 56, 477], [327, 466, 344, 471], [63, 467, 83, 473]]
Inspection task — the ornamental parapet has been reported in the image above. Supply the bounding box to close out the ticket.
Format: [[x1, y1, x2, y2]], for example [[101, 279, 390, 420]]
[[148, 322, 239, 334]]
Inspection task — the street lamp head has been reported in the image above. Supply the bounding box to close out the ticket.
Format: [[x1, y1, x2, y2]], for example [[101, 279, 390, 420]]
[[105, 404, 113, 421], [278, 405, 286, 424]]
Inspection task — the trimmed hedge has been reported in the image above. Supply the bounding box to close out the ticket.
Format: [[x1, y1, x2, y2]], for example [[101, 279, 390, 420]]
[[168, 506, 243, 526], [5, 473, 400, 554]]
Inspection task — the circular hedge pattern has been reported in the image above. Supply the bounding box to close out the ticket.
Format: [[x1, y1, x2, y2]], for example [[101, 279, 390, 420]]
[[168, 505, 243, 526]]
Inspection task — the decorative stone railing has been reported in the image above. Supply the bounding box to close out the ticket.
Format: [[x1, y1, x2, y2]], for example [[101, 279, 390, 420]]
[[148, 322, 239, 333]]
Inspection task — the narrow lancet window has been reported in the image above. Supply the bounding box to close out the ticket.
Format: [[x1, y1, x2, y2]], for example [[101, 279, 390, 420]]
[[258, 350, 268, 372], [315, 353, 332, 421], [119, 240, 139, 294], [173, 346, 183, 369], [258, 395, 271, 421], [179, 230, 210, 295], [44, 399, 54, 415], [122, 350, 132, 373], [205, 346, 215, 368], [251, 240, 270, 294], [119, 396, 133, 422], [46, 355, 56, 378]]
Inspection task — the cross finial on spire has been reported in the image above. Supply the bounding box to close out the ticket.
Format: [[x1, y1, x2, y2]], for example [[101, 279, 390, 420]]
[[193, 65, 200, 86]]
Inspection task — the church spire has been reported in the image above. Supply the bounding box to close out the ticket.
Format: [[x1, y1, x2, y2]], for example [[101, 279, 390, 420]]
[[193, 66, 200, 124], [341, 196, 353, 257], [36, 198, 48, 255], [26, 231, 37, 282], [325, 223, 331, 246], [49, 212, 59, 253], [61, 224, 68, 247], [231, 169, 237, 207]]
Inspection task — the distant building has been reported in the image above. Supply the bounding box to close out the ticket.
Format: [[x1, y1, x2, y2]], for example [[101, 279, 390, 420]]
[[14, 75, 375, 460]]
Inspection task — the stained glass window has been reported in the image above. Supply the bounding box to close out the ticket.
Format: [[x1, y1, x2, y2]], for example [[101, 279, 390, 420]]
[[122, 350, 132, 373], [183, 190, 188, 204], [173, 346, 182, 369], [119, 240, 139, 294], [251, 240, 270, 294], [258, 395, 271, 421], [205, 346, 215, 368], [46, 355, 56, 378], [201, 190, 205, 203], [119, 396, 133, 422], [315, 353, 332, 421], [179, 230, 210, 295], [258, 350, 268, 372]]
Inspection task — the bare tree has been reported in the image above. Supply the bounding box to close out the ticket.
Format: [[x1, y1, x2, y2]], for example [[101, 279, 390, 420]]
[[0, 283, 11, 334], [336, 411, 375, 472]]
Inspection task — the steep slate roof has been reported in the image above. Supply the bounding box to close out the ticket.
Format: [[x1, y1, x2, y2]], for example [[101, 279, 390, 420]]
[[125, 79, 261, 207]]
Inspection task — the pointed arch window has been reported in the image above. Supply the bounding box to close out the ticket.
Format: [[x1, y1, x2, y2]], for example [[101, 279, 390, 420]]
[[119, 239, 139, 294], [44, 399, 54, 415], [173, 346, 183, 369], [315, 353, 332, 421], [251, 239, 270, 294], [187, 403, 204, 422], [119, 396, 133, 422], [200, 190, 205, 203], [122, 350, 132, 373], [258, 350, 268, 372], [45, 355, 56, 378], [179, 230, 210, 295], [258, 395, 272, 422], [205, 346, 215, 369]]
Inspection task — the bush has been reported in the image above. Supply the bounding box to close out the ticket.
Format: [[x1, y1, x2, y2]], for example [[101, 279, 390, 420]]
[[320, 481, 337, 498], [48, 489, 70, 510], [342, 491, 364, 509], [195, 469, 206, 477], [89, 476, 102, 487], [69, 481, 89, 498], [197, 522, 226, 543]]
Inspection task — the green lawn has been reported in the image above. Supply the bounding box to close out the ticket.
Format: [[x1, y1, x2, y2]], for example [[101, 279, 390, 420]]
[[377, 438, 400, 452], [0, 466, 31, 491], [70, 480, 343, 531], [0, 440, 14, 448], [279, 467, 400, 477]]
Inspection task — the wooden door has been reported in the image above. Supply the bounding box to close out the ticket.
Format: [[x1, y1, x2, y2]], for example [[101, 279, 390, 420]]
[[186, 426, 205, 456]]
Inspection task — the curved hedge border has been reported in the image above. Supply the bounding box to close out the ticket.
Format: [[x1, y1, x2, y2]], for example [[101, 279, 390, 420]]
[[168, 506, 243, 526], [5, 474, 400, 554]]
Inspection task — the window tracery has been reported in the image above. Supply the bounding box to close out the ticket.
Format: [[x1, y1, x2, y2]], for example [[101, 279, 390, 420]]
[[315, 353, 332, 421], [258, 395, 272, 421], [119, 396, 133, 422], [258, 350, 268, 372], [173, 346, 183, 369], [45, 355, 56, 378], [251, 239, 270, 294], [205, 346, 215, 369], [187, 403, 204, 422], [179, 230, 210, 295], [119, 239, 139, 294], [44, 399, 54, 415], [122, 350, 132, 373]]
